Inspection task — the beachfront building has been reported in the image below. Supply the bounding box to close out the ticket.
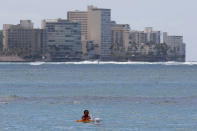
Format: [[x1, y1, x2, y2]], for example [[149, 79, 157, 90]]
[[130, 27, 160, 45], [87, 6, 112, 60], [163, 32, 186, 62], [144, 27, 160, 44], [41, 19, 82, 61], [67, 6, 112, 60], [111, 23, 130, 52], [67, 11, 88, 57], [129, 30, 147, 45], [128, 28, 168, 62], [3, 20, 41, 58]]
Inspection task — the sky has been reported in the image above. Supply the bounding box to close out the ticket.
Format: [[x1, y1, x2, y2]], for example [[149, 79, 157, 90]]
[[0, 0, 196, 61]]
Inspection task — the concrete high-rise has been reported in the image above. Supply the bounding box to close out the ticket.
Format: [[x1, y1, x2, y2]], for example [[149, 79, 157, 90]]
[[87, 6, 112, 60], [67, 11, 88, 40], [144, 27, 160, 44], [111, 23, 130, 52], [67, 6, 112, 60], [41, 19, 82, 61], [67, 11, 88, 57], [163, 32, 185, 62], [20, 20, 34, 29], [3, 20, 41, 57], [130, 27, 160, 45], [130, 30, 147, 45]]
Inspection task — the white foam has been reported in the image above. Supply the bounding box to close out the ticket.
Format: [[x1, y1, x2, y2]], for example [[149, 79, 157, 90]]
[[73, 100, 80, 104], [29, 62, 45, 66], [46, 61, 152, 65], [164, 61, 197, 66], [183, 62, 197, 65], [0, 61, 197, 65], [45, 61, 197, 65]]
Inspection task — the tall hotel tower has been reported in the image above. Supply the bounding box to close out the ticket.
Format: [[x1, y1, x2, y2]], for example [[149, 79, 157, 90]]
[[68, 6, 112, 60]]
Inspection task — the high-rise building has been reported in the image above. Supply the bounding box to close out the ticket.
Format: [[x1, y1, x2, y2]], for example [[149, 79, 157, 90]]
[[67, 6, 112, 60], [163, 32, 185, 62], [67, 11, 88, 56], [144, 27, 160, 44], [87, 6, 112, 60], [41, 19, 82, 61], [67, 11, 88, 40], [3, 20, 41, 57], [20, 20, 34, 29], [129, 27, 160, 45], [111, 23, 130, 52], [130, 30, 147, 45]]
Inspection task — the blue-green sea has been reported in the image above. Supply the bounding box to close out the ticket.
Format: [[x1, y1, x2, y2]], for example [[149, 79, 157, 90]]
[[0, 62, 197, 131]]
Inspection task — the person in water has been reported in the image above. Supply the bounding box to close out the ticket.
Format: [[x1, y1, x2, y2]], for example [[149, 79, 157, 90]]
[[82, 110, 91, 120]]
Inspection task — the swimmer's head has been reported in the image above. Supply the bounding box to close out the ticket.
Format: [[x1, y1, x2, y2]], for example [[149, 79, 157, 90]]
[[84, 110, 89, 116]]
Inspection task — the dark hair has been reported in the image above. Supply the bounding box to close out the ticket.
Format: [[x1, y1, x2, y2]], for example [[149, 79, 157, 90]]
[[84, 110, 89, 114]]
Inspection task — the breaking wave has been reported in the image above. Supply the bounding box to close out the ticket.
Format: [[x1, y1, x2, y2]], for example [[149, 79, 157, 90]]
[[41, 61, 197, 66], [29, 62, 46, 66], [0, 61, 197, 66]]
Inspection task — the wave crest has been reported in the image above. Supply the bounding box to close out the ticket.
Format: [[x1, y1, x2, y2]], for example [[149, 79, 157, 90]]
[[29, 62, 46, 66], [47, 61, 197, 65], [0, 61, 196, 66]]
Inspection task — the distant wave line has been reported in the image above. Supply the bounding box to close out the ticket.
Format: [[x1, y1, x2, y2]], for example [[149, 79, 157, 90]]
[[0, 61, 197, 66], [1, 95, 197, 104], [18, 61, 197, 66]]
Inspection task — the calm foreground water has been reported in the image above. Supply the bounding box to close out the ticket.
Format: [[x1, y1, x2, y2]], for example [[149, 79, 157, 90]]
[[0, 62, 197, 131]]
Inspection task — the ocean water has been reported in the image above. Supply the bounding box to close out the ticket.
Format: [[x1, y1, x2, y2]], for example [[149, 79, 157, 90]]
[[0, 62, 197, 131]]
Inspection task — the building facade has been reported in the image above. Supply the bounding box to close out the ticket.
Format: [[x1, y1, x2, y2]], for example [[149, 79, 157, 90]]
[[130, 27, 160, 45], [41, 19, 82, 61], [87, 6, 112, 60], [130, 30, 147, 45], [67, 11, 88, 57], [144, 27, 160, 44], [67, 11, 88, 40], [111, 23, 130, 52], [163, 32, 186, 62], [3, 20, 41, 57], [67, 6, 112, 60]]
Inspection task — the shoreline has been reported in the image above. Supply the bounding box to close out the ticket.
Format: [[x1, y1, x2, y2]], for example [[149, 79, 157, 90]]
[[0, 56, 186, 62]]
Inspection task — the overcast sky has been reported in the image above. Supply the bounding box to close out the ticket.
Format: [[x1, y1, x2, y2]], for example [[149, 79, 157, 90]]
[[0, 0, 196, 61]]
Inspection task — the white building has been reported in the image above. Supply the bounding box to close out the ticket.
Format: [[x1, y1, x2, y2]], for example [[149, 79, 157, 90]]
[[130, 30, 147, 45], [20, 20, 34, 29], [130, 27, 160, 45], [163, 32, 185, 62], [144, 27, 160, 44]]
